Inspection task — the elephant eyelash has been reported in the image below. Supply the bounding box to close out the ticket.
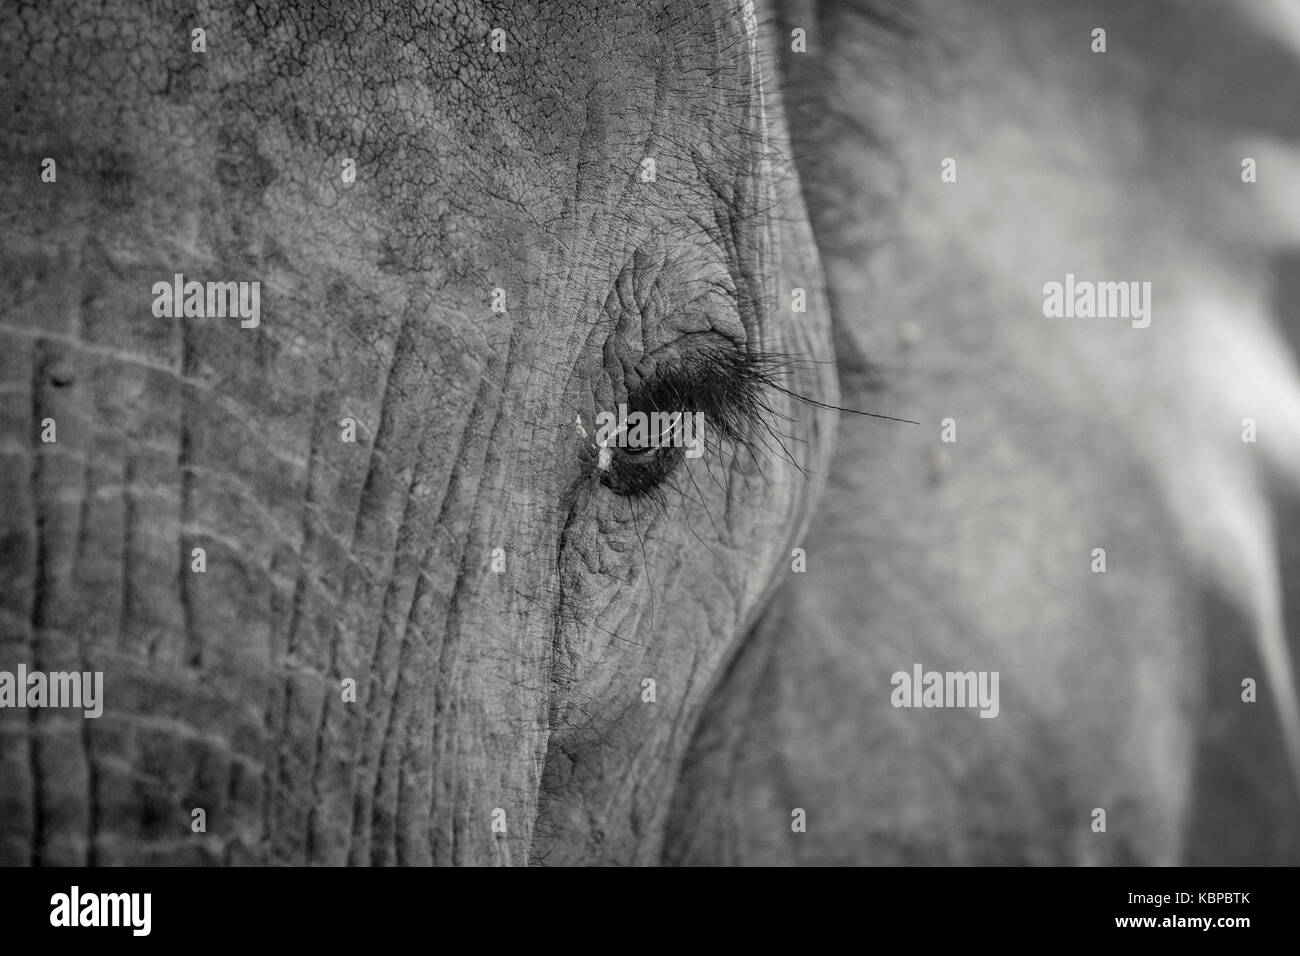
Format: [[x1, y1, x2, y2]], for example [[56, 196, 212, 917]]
[[607, 340, 920, 502], [641, 342, 799, 452], [586, 339, 920, 600], [600, 342, 806, 503]]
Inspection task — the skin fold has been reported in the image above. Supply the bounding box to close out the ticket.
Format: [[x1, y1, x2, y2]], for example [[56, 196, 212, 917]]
[[0, 0, 833, 865], [2, 0, 1298, 865]]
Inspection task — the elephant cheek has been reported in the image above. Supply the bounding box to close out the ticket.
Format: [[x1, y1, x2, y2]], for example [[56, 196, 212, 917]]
[[0, 415, 570, 865], [0, 262, 571, 866]]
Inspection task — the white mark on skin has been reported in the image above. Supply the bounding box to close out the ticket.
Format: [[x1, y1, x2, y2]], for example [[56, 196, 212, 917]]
[[595, 417, 630, 473]]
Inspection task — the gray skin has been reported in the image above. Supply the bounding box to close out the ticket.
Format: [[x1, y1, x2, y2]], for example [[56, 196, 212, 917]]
[[0, 0, 834, 866], [668, 0, 1300, 865], [3, 0, 1299, 866]]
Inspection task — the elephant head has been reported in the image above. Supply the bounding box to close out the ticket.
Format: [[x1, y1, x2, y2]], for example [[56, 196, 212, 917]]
[[7, 0, 1300, 869], [0, 0, 837, 864]]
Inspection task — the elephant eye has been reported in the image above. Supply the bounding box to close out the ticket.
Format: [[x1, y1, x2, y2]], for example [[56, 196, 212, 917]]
[[596, 341, 792, 499], [597, 408, 689, 495], [601, 442, 684, 497]]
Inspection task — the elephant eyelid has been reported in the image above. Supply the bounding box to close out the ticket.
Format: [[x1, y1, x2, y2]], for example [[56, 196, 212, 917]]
[[619, 342, 806, 485], [634, 343, 784, 439]]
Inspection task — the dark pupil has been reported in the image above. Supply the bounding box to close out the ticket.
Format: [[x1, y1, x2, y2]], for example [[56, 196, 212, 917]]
[[601, 442, 684, 497], [622, 412, 674, 453]]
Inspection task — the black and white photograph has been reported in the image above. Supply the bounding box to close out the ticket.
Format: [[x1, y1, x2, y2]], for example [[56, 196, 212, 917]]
[[0, 0, 1295, 932]]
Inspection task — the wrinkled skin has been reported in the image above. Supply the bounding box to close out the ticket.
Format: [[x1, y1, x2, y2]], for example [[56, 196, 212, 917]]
[[2, 0, 1299, 866], [0, 0, 834, 865]]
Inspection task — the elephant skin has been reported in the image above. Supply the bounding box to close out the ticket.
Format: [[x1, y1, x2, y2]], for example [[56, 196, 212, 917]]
[[2, 0, 1299, 866]]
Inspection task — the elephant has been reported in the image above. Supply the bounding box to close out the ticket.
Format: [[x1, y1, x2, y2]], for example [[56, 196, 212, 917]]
[[1, 0, 1298, 867]]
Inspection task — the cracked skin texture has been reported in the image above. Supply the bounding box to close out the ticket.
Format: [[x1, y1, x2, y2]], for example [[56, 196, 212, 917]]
[[6, 0, 1300, 869], [0, 0, 836, 864]]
